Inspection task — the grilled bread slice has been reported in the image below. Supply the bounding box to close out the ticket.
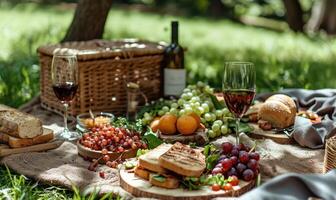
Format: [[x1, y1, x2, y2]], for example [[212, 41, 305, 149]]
[[138, 143, 172, 174], [149, 173, 179, 189], [158, 142, 205, 177], [134, 165, 150, 180]]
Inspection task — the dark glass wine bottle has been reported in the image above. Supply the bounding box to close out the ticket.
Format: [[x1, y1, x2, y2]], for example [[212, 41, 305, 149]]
[[162, 21, 186, 98]]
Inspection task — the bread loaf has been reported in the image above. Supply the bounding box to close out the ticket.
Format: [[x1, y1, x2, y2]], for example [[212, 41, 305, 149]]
[[258, 94, 296, 129], [0, 105, 43, 138]]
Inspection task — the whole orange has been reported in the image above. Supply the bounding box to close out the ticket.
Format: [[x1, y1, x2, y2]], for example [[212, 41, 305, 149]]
[[177, 115, 198, 135], [158, 114, 177, 135], [188, 112, 201, 126], [150, 117, 161, 132]]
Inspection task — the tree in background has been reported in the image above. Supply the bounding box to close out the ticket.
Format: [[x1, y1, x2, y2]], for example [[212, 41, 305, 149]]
[[63, 0, 113, 42], [282, 0, 304, 32]]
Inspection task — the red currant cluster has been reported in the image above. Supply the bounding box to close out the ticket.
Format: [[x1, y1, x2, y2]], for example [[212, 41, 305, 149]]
[[80, 124, 147, 152], [212, 142, 260, 182]]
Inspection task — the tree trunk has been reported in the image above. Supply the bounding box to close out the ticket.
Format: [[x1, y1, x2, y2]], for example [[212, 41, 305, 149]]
[[282, 0, 304, 32], [63, 0, 113, 42], [307, 0, 336, 34], [207, 0, 226, 18]]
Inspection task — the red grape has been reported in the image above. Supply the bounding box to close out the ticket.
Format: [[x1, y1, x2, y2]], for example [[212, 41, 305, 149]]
[[239, 151, 249, 164], [231, 149, 239, 157], [230, 156, 238, 166], [222, 142, 233, 154], [227, 167, 238, 177], [242, 169, 254, 181], [99, 171, 105, 179], [117, 146, 124, 153], [103, 155, 110, 162], [221, 158, 233, 172], [236, 163, 247, 174], [212, 167, 222, 175], [247, 159, 258, 170], [249, 152, 260, 161]]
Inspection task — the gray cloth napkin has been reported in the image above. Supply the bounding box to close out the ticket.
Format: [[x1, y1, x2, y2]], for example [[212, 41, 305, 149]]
[[238, 170, 336, 200], [257, 89, 336, 149]]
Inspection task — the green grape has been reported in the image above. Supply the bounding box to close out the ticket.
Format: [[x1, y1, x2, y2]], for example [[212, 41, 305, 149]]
[[204, 113, 212, 121], [170, 108, 178, 115], [194, 102, 201, 107], [198, 106, 205, 114], [181, 93, 189, 100], [144, 115, 152, 122], [222, 108, 230, 116], [186, 92, 193, 99], [195, 108, 202, 116], [211, 113, 217, 121], [221, 125, 229, 135], [171, 103, 178, 109], [208, 130, 216, 138], [201, 117, 206, 124], [197, 81, 205, 88], [192, 90, 199, 96], [201, 103, 210, 113], [144, 112, 151, 118], [162, 106, 169, 112], [222, 116, 230, 123], [158, 110, 165, 116], [185, 107, 193, 114], [191, 96, 200, 103], [214, 120, 223, 126], [179, 109, 186, 116], [212, 124, 220, 132], [215, 129, 221, 137], [215, 110, 223, 118], [188, 85, 197, 90], [177, 99, 185, 105], [183, 88, 191, 93]]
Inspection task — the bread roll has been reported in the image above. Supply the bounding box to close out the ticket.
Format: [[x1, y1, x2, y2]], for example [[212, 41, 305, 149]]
[[258, 94, 296, 129]]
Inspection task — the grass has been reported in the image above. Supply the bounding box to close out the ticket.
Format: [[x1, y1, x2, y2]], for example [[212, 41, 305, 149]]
[[0, 2, 336, 199]]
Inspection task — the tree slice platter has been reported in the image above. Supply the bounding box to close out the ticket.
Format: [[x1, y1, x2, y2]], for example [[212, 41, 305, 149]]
[[158, 128, 208, 145], [120, 169, 255, 200], [249, 123, 294, 144], [77, 141, 137, 163]]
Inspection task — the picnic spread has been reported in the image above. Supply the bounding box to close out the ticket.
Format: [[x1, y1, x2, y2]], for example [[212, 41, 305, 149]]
[[1, 37, 336, 200]]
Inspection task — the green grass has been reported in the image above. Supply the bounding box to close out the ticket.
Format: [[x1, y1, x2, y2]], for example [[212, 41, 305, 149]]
[[1, 2, 336, 198]]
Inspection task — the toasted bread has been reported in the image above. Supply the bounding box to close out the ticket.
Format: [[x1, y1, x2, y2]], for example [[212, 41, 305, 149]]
[[0, 128, 54, 148], [138, 143, 172, 174], [159, 142, 205, 177], [134, 166, 150, 180], [149, 173, 179, 189]]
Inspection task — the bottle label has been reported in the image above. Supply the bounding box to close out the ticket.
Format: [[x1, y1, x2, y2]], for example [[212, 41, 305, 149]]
[[164, 68, 186, 96]]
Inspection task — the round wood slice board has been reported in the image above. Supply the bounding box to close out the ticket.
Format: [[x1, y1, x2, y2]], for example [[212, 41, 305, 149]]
[[77, 141, 137, 163], [158, 128, 209, 145], [249, 123, 294, 144], [120, 169, 255, 200]]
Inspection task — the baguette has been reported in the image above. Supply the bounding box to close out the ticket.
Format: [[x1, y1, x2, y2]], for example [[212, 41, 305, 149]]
[[138, 143, 172, 174], [159, 142, 205, 177], [0, 105, 43, 138], [0, 128, 54, 148], [149, 173, 179, 189]]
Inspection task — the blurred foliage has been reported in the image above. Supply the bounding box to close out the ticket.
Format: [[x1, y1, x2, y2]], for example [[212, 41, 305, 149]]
[[0, 3, 336, 108]]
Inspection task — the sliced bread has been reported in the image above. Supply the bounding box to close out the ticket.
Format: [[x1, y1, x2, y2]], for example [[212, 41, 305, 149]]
[[0, 128, 53, 148], [138, 143, 172, 174], [149, 173, 179, 189], [158, 142, 206, 177], [134, 166, 150, 180]]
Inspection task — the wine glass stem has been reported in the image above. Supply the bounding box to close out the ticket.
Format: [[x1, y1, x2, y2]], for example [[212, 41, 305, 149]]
[[236, 118, 240, 145], [63, 103, 69, 132]]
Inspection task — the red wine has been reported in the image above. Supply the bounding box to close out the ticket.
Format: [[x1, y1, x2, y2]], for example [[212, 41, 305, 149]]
[[52, 82, 78, 102], [223, 89, 255, 118]]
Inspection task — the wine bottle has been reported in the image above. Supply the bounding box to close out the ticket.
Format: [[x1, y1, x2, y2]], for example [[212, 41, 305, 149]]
[[162, 21, 186, 98]]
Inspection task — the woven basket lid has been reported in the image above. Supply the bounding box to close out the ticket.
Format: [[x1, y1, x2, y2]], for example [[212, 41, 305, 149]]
[[37, 39, 166, 61]]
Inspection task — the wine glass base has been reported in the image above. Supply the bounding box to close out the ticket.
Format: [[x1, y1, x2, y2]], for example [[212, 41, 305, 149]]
[[57, 129, 80, 141]]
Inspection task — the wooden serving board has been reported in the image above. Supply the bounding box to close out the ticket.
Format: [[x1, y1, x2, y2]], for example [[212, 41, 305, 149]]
[[77, 141, 138, 163], [120, 169, 255, 200], [0, 140, 63, 157], [249, 123, 294, 144], [158, 128, 208, 145]]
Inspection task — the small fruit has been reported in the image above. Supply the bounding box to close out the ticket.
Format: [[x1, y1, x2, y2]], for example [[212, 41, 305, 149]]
[[249, 152, 260, 161], [158, 114, 177, 135], [230, 156, 238, 166], [236, 163, 247, 174], [150, 117, 160, 132], [242, 169, 254, 181], [177, 115, 198, 135], [223, 183, 233, 191], [212, 167, 222, 175], [212, 184, 221, 191], [222, 142, 233, 154], [221, 158, 233, 172], [239, 151, 249, 164], [229, 175, 239, 186], [247, 159, 258, 170]]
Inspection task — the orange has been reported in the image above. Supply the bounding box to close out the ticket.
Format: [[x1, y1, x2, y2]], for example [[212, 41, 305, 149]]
[[177, 115, 198, 135], [188, 112, 201, 126], [158, 114, 177, 135], [150, 117, 161, 132]]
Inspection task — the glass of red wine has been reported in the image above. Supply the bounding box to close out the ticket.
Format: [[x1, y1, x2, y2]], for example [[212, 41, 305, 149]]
[[51, 52, 79, 140], [223, 62, 256, 145]]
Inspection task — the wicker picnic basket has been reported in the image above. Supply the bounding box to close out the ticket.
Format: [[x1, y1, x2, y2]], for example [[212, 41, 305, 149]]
[[38, 39, 165, 116], [323, 136, 336, 173]]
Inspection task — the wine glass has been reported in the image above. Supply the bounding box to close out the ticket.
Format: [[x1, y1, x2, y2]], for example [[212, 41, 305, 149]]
[[222, 62, 256, 145], [51, 52, 79, 140]]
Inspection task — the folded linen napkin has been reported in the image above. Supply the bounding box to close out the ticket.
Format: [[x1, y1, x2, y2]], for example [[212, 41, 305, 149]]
[[257, 89, 336, 149], [238, 169, 336, 200]]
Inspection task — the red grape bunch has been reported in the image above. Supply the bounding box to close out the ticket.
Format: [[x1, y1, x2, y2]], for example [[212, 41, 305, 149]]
[[211, 142, 260, 182]]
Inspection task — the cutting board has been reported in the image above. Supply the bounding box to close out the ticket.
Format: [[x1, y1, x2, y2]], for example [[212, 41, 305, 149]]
[[249, 123, 294, 144], [158, 128, 208, 145], [0, 140, 63, 157], [120, 169, 255, 200]]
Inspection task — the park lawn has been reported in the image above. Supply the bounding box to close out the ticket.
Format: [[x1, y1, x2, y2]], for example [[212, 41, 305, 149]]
[[0, 2, 336, 199]]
